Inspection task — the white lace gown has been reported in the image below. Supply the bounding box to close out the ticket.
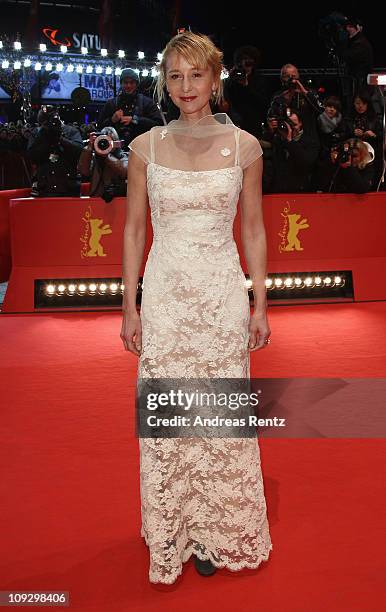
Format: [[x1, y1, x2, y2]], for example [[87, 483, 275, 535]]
[[129, 115, 273, 584]]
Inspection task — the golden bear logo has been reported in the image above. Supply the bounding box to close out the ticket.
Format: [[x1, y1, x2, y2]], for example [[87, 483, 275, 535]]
[[81, 206, 112, 258], [278, 204, 309, 252]]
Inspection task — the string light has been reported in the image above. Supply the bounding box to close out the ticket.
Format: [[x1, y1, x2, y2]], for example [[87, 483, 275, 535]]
[[118, 50, 125, 58], [14, 41, 22, 50], [39, 43, 47, 52], [138, 51, 145, 59], [100, 48, 108, 57], [60, 45, 68, 54], [34, 61, 42, 71]]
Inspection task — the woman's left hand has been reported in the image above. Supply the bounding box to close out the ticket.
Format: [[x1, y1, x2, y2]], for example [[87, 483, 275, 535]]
[[248, 311, 271, 351]]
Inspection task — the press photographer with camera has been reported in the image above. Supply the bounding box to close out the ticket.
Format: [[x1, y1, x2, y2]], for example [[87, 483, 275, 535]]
[[262, 107, 320, 193], [222, 45, 268, 138], [269, 64, 324, 142], [27, 105, 83, 197], [313, 137, 375, 193], [98, 68, 163, 149], [78, 126, 128, 202]]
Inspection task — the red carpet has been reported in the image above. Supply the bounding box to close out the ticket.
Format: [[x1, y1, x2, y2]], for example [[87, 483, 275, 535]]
[[1, 302, 386, 611]]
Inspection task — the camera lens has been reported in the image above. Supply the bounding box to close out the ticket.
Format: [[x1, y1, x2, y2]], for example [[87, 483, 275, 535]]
[[98, 137, 109, 151]]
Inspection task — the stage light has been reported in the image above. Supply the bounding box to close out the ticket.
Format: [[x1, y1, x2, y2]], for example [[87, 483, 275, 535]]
[[81, 47, 88, 55], [76, 65, 83, 73], [294, 277, 302, 286], [89, 283, 97, 292], [99, 283, 107, 292], [324, 277, 332, 285], [78, 284, 86, 293], [95, 66, 103, 74], [1, 59, 9, 68], [334, 276, 342, 285], [142, 69, 149, 77], [138, 51, 145, 59], [274, 278, 283, 287], [265, 279, 273, 288], [105, 66, 112, 75], [86, 65, 93, 73], [118, 49, 125, 58], [157, 52, 163, 61], [101, 48, 108, 57], [68, 284, 76, 293], [60, 45, 68, 54], [314, 276, 322, 285], [115, 67, 122, 76], [284, 277, 294, 287], [45, 62, 53, 71], [56, 63, 64, 72], [14, 61, 21, 69], [14, 41, 22, 50], [151, 67, 159, 77], [57, 284, 65, 293], [39, 43, 47, 52], [23, 58, 31, 67], [67, 64, 74, 72], [34, 62, 42, 71], [304, 277, 313, 286], [46, 284, 55, 294], [110, 283, 119, 292]]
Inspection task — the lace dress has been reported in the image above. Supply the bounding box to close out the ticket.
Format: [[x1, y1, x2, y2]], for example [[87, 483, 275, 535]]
[[129, 114, 273, 584]]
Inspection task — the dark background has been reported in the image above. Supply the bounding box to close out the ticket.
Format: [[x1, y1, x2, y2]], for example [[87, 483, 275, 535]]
[[0, 0, 384, 68]]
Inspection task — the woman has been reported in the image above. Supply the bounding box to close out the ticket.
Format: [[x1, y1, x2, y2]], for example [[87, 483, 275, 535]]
[[121, 31, 273, 584], [342, 90, 381, 148], [315, 137, 375, 193]]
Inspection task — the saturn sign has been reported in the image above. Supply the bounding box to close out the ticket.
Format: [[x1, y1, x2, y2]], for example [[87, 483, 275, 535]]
[[42, 27, 102, 51]]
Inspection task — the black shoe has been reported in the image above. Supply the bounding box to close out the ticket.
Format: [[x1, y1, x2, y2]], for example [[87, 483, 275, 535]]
[[194, 555, 217, 576]]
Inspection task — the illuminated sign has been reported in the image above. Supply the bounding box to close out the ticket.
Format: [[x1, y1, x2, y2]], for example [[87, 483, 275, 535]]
[[42, 27, 102, 51]]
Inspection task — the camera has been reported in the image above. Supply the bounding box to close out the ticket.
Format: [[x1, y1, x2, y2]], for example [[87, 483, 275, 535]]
[[46, 114, 63, 131], [93, 133, 124, 156], [117, 91, 136, 116], [267, 100, 294, 137], [230, 64, 247, 83], [281, 75, 298, 89], [331, 140, 354, 164]]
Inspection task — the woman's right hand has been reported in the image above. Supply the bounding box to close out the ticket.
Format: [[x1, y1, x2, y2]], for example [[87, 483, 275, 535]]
[[120, 310, 142, 356]]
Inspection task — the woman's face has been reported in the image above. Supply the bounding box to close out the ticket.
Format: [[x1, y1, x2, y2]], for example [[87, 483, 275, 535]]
[[165, 51, 216, 118], [325, 105, 337, 119], [354, 97, 368, 114]]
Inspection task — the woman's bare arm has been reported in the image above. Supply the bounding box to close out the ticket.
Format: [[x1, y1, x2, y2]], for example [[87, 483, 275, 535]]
[[121, 150, 148, 355], [239, 155, 271, 350]]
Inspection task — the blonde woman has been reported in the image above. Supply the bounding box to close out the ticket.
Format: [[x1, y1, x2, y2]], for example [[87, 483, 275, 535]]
[[121, 31, 273, 584]]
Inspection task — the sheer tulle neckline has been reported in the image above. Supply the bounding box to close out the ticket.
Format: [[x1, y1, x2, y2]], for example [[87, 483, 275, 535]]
[[147, 162, 242, 175]]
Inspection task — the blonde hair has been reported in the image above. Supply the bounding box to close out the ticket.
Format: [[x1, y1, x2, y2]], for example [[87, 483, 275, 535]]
[[348, 138, 374, 169], [155, 31, 224, 106]]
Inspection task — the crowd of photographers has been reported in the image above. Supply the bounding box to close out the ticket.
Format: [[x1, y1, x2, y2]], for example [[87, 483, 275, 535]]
[[1, 16, 385, 198]]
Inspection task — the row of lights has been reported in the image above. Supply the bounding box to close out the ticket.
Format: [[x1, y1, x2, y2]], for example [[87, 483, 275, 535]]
[[0, 41, 162, 61], [44, 275, 345, 298], [262, 275, 345, 290], [1, 58, 159, 76], [45, 282, 122, 296]]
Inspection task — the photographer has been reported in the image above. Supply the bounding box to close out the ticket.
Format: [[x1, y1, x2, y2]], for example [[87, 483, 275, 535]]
[[269, 64, 324, 142], [78, 127, 128, 202], [98, 68, 163, 149], [222, 45, 269, 138], [263, 108, 320, 193], [27, 106, 83, 197], [314, 138, 375, 193]]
